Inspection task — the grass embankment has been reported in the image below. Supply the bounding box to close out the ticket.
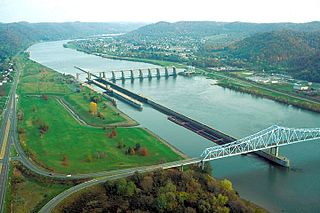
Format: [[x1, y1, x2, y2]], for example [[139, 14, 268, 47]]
[[9, 162, 74, 213], [207, 72, 320, 113], [16, 53, 183, 174]]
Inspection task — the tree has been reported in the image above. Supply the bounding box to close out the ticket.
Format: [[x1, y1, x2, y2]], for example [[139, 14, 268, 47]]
[[135, 143, 141, 151], [17, 110, 24, 121], [61, 155, 69, 166], [126, 147, 135, 155], [42, 94, 48, 101], [140, 147, 149, 156], [89, 101, 97, 115], [141, 176, 154, 193], [108, 128, 117, 138], [86, 153, 93, 162], [220, 179, 233, 191]]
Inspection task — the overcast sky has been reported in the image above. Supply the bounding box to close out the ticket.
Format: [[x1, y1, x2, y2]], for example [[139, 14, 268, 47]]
[[0, 0, 319, 23]]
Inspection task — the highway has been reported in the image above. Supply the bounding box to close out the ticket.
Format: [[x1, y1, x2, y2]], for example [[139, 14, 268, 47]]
[[0, 68, 17, 212]]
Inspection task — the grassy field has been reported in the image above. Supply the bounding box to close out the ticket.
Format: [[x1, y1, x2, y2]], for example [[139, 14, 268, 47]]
[[9, 163, 71, 213], [16, 53, 183, 174], [16, 54, 128, 126]]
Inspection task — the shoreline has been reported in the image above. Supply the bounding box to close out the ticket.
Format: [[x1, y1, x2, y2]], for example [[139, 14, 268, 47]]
[[66, 45, 320, 114]]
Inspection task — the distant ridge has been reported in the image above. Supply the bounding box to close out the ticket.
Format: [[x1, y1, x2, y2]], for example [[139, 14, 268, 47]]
[[124, 21, 320, 39], [0, 22, 146, 62]]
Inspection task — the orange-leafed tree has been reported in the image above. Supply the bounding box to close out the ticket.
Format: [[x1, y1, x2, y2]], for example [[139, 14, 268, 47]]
[[108, 128, 117, 138], [89, 101, 97, 115], [61, 155, 69, 167], [140, 147, 149, 156]]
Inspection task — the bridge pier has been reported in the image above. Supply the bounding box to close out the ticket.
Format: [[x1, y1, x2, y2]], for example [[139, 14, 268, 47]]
[[87, 72, 91, 80], [130, 70, 134, 81], [121, 71, 125, 81], [111, 71, 116, 82], [76, 73, 80, 81], [172, 66, 177, 77], [165, 67, 169, 78], [256, 147, 290, 167], [156, 68, 161, 79], [148, 69, 152, 79], [139, 69, 143, 80]]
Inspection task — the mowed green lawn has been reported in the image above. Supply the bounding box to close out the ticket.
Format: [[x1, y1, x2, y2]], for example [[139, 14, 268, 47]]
[[19, 96, 182, 174], [16, 54, 127, 126]]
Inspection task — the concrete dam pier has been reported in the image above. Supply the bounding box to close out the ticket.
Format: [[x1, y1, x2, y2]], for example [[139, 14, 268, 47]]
[[76, 67, 290, 168]]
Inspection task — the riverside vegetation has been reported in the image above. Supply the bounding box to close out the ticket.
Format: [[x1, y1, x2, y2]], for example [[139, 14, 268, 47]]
[[54, 166, 265, 213]]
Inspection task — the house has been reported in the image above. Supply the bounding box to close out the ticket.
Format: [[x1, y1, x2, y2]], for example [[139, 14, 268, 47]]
[[293, 83, 309, 91]]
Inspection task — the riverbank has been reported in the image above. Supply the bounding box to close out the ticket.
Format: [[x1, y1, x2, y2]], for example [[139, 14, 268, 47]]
[[64, 44, 320, 113], [206, 71, 320, 113]]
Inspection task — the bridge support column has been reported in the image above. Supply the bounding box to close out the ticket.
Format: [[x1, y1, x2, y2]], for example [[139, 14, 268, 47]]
[[271, 147, 279, 157], [139, 69, 143, 80], [76, 73, 80, 81], [121, 71, 125, 81], [165, 67, 169, 78], [87, 72, 91, 80], [102, 72, 106, 79], [130, 70, 134, 81], [172, 66, 177, 77], [111, 71, 116, 82], [156, 68, 161, 79], [179, 165, 184, 172], [148, 69, 152, 79]]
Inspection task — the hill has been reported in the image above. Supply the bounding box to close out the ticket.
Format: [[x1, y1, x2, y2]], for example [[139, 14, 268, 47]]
[[124, 21, 320, 40], [0, 22, 145, 62], [226, 30, 320, 82]]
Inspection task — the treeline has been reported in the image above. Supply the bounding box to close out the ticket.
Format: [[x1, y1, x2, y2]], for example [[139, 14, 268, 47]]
[[125, 21, 320, 40], [57, 167, 265, 213]]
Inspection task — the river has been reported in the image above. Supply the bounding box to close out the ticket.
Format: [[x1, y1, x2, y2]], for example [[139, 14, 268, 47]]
[[28, 40, 320, 212]]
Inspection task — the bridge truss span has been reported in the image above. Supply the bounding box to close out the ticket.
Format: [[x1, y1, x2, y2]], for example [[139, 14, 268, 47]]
[[201, 125, 320, 162]]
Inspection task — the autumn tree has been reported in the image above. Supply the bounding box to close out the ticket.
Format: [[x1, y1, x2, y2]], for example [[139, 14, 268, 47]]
[[17, 110, 24, 121], [126, 147, 135, 155], [109, 128, 117, 138], [42, 94, 48, 101], [61, 155, 69, 167], [89, 101, 97, 115], [140, 147, 149, 156]]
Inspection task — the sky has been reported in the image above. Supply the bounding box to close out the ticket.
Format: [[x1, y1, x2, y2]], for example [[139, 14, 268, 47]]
[[0, 0, 319, 23]]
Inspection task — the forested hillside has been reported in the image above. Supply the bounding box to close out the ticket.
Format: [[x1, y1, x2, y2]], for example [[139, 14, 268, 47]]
[[226, 30, 320, 82], [124, 21, 320, 40], [0, 22, 144, 62]]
